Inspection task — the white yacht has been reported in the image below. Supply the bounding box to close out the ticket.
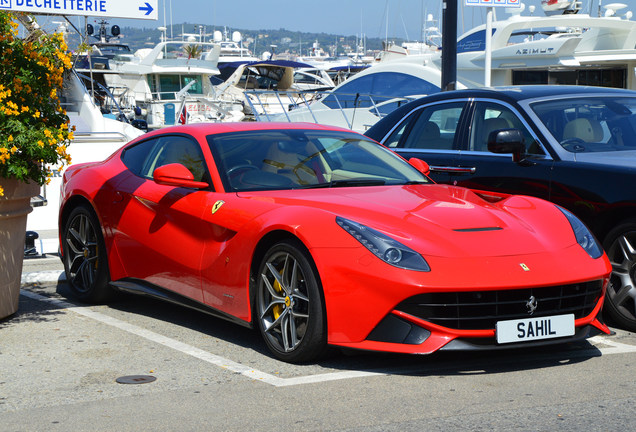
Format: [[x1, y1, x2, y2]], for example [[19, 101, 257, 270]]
[[76, 39, 248, 128], [377, 1, 636, 90], [213, 29, 259, 67], [262, 61, 450, 132], [213, 60, 335, 119], [449, 1, 636, 89]]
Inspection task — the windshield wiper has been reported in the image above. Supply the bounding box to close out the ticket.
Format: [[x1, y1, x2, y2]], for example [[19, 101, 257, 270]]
[[300, 179, 387, 189]]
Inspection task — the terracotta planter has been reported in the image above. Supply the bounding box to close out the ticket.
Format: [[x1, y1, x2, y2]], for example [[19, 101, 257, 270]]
[[0, 178, 39, 319]]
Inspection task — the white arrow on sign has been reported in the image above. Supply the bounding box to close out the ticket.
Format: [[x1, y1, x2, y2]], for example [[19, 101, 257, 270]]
[[0, 0, 159, 21]]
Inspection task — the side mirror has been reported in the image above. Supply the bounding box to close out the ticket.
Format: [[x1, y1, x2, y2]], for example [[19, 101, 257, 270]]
[[487, 129, 526, 163], [153, 163, 209, 189], [408, 157, 431, 176]]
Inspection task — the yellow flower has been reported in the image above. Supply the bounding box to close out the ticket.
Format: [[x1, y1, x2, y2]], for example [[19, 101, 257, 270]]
[[0, 185, 4, 197], [10, 146, 17, 154], [8, 135, 13, 142]]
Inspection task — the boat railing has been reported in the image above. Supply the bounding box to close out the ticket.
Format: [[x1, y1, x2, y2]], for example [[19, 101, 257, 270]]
[[244, 90, 416, 130], [76, 72, 132, 123], [72, 131, 131, 142]]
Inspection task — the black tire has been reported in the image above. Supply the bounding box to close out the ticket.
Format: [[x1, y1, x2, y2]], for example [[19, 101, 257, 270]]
[[255, 239, 327, 363], [603, 220, 636, 332], [62, 205, 113, 303]]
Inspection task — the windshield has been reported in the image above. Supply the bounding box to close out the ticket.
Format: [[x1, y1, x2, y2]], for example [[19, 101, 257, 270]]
[[531, 97, 636, 153], [207, 129, 430, 191]]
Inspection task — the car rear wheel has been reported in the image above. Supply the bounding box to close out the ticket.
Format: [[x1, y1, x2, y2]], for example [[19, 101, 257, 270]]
[[603, 220, 636, 331], [62, 205, 113, 303], [256, 239, 327, 363]]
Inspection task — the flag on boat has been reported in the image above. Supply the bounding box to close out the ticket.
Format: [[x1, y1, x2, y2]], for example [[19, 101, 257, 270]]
[[178, 104, 189, 124]]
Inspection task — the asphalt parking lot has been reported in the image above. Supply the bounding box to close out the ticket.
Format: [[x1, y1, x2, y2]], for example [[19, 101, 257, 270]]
[[2, 255, 636, 431]]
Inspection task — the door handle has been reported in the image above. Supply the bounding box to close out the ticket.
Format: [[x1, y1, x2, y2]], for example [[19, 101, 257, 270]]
[[429, 165, 476, 174]]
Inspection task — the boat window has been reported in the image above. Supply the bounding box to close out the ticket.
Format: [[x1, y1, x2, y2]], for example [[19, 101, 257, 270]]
[[321, 72, 439, 110], [152, 75, 204, 100], [389, 102, 464, 151], [469, 102, 543, 154], [513, 69, 626, 89], [531, 97, 636, 153]]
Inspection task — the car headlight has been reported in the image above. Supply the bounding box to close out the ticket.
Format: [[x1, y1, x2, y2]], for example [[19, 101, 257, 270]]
[[557, 207, 603, 259], [336, 216, 430, 271]]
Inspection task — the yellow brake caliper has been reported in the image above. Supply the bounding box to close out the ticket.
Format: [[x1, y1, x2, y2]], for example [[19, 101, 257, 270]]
[[272, 271, 284, 319], [272, 268, 293, 320]]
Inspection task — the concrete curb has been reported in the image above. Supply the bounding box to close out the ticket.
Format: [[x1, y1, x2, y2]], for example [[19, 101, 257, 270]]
[[21, 270, 66, 284]]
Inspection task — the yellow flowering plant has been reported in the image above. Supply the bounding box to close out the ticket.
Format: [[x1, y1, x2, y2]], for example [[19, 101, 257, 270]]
[[0, 12, 73, 197]]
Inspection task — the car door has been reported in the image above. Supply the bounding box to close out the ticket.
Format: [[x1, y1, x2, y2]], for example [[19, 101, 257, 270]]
[[449, 99, 554, 200], [384, 100, 468, 184], [111, 134, 212, 302]]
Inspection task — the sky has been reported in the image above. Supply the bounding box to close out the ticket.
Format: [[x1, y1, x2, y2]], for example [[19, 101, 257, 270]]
[[46, 0, 636, 41], [128, 0, 636, 39]]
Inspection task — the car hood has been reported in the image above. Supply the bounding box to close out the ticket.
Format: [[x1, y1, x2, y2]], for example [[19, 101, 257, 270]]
[[238, 184, 573, 258]]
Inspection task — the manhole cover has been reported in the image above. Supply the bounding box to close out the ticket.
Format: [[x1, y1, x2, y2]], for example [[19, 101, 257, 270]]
[[116, 375, 157, 385]]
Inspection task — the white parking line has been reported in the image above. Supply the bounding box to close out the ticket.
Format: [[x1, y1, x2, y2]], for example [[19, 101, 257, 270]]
[[20, 290, 383, 387], [588, 335, 636, 354], [20, 289, 636, 387]]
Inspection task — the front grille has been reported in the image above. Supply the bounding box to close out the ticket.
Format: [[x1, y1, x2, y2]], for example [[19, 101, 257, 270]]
[[396, 281, 603, 330]]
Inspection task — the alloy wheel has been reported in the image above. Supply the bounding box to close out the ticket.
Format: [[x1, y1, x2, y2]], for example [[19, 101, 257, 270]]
[[65, 211, 100, 294], [258, 250, 311, 353], [606, 229, 636, 326]]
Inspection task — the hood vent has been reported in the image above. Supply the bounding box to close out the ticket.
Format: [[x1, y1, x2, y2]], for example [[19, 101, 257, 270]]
[[453, 227, 502, 232]]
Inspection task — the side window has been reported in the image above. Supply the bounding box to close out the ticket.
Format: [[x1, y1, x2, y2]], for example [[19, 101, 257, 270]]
[[384, 111, 419, 148], [469, 102, 544, 154], [393, 102, 464, 150], [122, 135, 208, 182], [121, 137, 159, 177]]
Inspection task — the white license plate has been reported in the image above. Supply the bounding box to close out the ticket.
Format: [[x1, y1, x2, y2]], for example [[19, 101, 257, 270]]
[[496, 314, 575, 344]]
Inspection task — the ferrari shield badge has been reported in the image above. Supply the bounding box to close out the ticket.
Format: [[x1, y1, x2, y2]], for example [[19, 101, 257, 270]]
[[520, 263, 530, 271], [212, 200, 225, 214]]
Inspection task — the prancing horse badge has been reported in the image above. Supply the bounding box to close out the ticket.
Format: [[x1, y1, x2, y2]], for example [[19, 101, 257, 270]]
[[212, 200, 225, 214]]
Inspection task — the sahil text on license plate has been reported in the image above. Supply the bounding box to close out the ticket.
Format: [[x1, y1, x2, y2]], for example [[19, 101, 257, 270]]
[[496, 314, 575, 344]]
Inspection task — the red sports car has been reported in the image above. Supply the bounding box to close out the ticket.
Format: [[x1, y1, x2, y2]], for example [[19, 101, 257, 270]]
[[59, 122, 611, 362]]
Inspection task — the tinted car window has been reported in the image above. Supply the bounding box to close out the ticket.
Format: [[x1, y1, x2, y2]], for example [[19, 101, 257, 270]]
[[322, 72, 440, 109], [121, 137, 158, 176], [531, 97, 636, 153], [122, 135, 208, 182], [469, 101, 544, 154], [387, 102, 464, 150]]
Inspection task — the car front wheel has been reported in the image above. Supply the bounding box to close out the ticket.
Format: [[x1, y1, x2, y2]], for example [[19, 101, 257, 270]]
[[256, 239, 327, 363], [62, 205, 113, 303], [603, 220, 636, 331]]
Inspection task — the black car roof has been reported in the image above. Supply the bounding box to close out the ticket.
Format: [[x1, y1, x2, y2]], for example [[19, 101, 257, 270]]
[[417, 85, 636, 103]]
